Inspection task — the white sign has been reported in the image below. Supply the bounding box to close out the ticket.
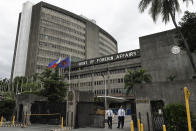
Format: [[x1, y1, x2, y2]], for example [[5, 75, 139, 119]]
[[171, 46, 180, 54]]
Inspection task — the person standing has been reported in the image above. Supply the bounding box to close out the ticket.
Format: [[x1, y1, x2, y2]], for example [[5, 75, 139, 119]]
[[106, 107, 114, 129], [117, 106, 125, 129]]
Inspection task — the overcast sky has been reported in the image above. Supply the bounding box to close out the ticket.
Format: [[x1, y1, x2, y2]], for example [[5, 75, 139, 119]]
[[0, 0, 195, 78]]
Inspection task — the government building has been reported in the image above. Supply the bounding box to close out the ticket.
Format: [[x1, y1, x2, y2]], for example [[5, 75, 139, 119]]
[[66, 29, 195, 97], [11, 1, 117, 80]]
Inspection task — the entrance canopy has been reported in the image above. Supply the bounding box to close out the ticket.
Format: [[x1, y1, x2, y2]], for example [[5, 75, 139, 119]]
[[97, 96, 128, 103]]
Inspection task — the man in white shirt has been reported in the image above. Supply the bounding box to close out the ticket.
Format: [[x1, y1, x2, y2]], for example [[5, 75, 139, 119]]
[[117, 106, 125, 129], [106, 107, 114, 129]]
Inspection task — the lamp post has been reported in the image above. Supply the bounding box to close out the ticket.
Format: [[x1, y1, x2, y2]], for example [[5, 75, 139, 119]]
[[101, 74, 107, 110]]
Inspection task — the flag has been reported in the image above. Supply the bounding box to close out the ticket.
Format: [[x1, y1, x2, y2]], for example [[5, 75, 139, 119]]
[[58, 57, 70, 68], [48, 58, 61, 68]]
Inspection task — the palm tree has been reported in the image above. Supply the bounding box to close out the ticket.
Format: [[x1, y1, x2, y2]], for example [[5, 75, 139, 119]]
[[138, 0, 196, 74], [124, 69, 152, 95]]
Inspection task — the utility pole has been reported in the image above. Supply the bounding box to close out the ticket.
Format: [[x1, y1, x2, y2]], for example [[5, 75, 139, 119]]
[[101, 74, 107, 110]]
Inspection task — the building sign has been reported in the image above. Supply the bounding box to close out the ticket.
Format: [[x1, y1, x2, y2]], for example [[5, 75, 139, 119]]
[[72, 49, 140, 67], [136, 99, 150, 103]]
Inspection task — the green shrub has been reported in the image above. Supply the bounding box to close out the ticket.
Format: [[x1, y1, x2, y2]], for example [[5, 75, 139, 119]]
[[163, 103, 194, 131]]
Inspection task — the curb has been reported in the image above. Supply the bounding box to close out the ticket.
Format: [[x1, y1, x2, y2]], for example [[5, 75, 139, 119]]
[[51, 127, 73, 131]]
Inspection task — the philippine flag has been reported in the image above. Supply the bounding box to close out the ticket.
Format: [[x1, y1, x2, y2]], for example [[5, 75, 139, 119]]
[[48, 58, 61, 68], [58, 57, 70, 69]]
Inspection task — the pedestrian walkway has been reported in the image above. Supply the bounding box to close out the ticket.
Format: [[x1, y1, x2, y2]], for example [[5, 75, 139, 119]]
[[0, 116, 133, 131]]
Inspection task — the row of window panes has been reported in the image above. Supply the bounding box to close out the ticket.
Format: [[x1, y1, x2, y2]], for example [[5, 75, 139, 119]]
[[99, 36, 116, 49], [94, 89, 109, 95], [94, 78, 124, 86], [110, 88, 124, 94], [40, 34, 85, 50], [70, 70, 125, 80], [38, 48, 67, 58], [94, 71, 107, 76], [39, 34, 85, 49], [99, 46, 114, 55], [71, 78, 123, 88], [99, 52, 108, 56], [94, 88, 124, 95], [99, 33, 116, 45], [41, 13, 85, 31], [40, 26, 85, 43], [71, 83, 79, 88], [80, 73, 92, 78], [70, 75, 79, 79], [42, 8, 85, 28], [110, 69, 125, 74], [99, 41, 116, 53], [39, 41, 85, 56], [40, 19, 85, 37], [36, 65, 47, 70], [80, 82, 93, 87]]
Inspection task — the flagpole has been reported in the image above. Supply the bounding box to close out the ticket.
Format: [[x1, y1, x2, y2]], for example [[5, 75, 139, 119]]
[[69, 55, 71, 91], [59, 57, 61, 77]]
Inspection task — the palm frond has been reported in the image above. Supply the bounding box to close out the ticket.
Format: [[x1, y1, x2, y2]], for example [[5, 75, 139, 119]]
[[149, 0, 162, 22], [161, 0, 171, 24], [139, 0, 153, 12]]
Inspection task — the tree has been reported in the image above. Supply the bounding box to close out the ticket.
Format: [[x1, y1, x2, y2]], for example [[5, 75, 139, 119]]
[[12, 76, 27, 93], [0, 99, 15, 121], [40, 68, 68, 102], [177, 11, 196, 52], [138, 0, 196, 74], [124, 69, 151, 95], [0, 78, 9, 92]]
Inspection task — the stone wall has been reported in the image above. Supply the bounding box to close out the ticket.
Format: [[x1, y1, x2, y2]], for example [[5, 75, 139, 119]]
[[136, 99, 153, 131], [134, 80, 196, 114], [76, 102, 104, 128], [16, 94, 47, 123]]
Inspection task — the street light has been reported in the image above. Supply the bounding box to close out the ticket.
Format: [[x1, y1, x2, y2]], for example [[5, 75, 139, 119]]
[[101, 74, 107, 110]]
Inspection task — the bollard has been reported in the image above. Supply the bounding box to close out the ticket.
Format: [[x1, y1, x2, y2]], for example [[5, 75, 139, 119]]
[[0, 116, 3, 126], [163, 125, 166, 131], [138, 119, 141, 131], [184, 87, 192, 131], [131, 120, 134, 131], [12, 115, 15, 126], [61, 117, 63, 129], [141, 123, 144, 131]]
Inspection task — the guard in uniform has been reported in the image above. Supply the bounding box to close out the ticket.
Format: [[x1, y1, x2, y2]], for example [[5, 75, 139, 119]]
[[106, 107, 114, 129], [117, 106, 125, 129]]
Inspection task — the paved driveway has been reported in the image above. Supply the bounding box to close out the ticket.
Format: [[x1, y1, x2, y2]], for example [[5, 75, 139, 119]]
[[0, 116, 133, 131]]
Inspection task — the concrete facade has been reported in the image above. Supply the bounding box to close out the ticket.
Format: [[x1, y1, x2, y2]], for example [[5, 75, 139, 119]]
[[11, 1, 117, 80], [139, 29, 196, 82], [134, 80, 196, 114], [136, 99, 153, 131]]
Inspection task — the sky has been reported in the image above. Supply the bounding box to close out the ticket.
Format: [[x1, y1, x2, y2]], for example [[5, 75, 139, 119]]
[[0, 0, 195, 78]]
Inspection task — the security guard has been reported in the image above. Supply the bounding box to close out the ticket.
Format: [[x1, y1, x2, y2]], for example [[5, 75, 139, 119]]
[[106, 107, 114, 129], [117, 106, 125, 129]]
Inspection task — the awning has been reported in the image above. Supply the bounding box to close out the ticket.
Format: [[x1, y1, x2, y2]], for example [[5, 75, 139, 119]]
[[97, 96, 128, 103]]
